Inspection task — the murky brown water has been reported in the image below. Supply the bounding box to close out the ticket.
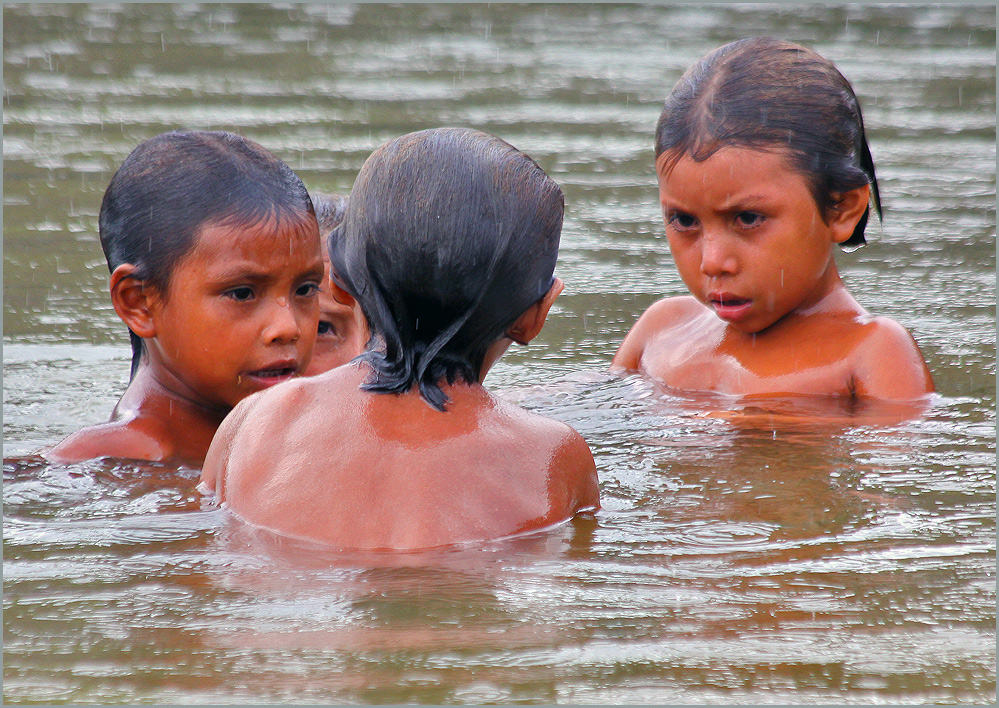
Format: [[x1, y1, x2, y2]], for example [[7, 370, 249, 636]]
[[4, 4, 995, 704]]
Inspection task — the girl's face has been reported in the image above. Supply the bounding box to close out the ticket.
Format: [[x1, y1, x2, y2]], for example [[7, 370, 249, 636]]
[[145, 217, 324, 410], [657, 146, 846, 335], [302, 258, 366, 376]]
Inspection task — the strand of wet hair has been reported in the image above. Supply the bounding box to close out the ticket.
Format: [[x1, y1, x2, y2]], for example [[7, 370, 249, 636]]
[[360, 199, 517, 411]]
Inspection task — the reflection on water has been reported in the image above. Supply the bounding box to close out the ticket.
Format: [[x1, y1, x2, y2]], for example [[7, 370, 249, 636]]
[[4, 3, 996, 704]]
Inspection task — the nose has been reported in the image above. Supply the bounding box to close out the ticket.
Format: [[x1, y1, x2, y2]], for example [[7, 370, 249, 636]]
[[699, 233, 738, 278], [262, 296, 302, 345]]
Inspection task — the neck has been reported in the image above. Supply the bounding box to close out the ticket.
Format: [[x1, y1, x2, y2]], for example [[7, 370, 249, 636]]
[[794, 267, 863, 319], [111, 365, 230, 462], [478, 337, 513, 382]]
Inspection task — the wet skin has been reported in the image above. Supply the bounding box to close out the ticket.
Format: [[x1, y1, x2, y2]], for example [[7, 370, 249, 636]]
[[201, 280, 600, 551], [46, 216, 324, 465], [612, 147, 934, 401]]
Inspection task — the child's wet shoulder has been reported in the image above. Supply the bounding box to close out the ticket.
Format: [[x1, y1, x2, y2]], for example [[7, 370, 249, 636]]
[[490, 395, 594, 460], [632, 295, 711, 341], [44, 418, 168, 464], [850, 314, 934, 399], [613, 295, 708, 371], [645, 295, 706, 322]]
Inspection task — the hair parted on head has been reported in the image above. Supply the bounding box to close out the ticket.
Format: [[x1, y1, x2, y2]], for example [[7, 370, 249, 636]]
[[655, 36, 881, 249]]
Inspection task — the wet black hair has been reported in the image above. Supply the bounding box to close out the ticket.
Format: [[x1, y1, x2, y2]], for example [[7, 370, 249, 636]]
[[98, 130, 316, 378], [655, 36, 881, 249], [329, 127, 563, 411], [310, 192, 348, 253]]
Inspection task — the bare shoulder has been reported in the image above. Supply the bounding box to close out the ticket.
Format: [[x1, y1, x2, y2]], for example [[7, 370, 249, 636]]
[[852, 315, 934, 400], [201, 377, 309, 491], [612, 296, 705, 371], [555, 423, 600, 510], [201, 369, 357, 493], [44, 419, 168, 464], [550, 421, 599, 512], [226, 368, 347, 431], [200, 392, 258, 493], [493, 398, 599, 512]]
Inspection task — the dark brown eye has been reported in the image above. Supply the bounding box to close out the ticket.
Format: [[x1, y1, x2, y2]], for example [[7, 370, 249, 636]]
[[666, 212, 697, 230], [296, 282, 320, 298], [226, 286, 254, 302], [318, 320, 336, 336], [735, 211, 765, 228]]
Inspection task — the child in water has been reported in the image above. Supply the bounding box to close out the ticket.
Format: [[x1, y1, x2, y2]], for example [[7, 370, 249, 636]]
[[613, 37, 934, 401], [201, 127, 600, 550], [302, 192, 368, 376], [46, 130, 325, 466]]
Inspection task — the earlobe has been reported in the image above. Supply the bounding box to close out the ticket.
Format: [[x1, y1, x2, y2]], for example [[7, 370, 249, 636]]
[[109, 264, 157, 338], [829, 184, 871, 244]]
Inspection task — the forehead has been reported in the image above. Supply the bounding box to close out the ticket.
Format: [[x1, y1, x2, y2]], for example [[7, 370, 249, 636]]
[[189, 215, 320, 261], [656, 146, 811, 201]]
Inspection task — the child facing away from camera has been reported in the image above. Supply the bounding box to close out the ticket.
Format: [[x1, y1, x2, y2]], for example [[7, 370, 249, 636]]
[[201, 127, 600, 550], [612, 37, 933, 401], [46, 130, 325, 466], [302, 192, 368, 376]]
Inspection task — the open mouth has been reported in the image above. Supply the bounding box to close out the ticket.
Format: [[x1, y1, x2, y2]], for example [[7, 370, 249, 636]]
[[708, 294, 752, 320], [244, 365, 297, 384], [710, 296, 750, 308]]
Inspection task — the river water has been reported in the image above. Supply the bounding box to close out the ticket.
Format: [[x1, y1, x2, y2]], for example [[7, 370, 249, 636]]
[[3, 4, 995, 704]]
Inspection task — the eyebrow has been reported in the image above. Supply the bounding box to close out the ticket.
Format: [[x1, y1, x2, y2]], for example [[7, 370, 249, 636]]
[[661, 193, 775, 210], [208, 260, 324, 283]]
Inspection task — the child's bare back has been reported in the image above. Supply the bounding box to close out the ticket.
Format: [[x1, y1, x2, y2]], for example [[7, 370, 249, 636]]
[[203, 363, 597, 549]]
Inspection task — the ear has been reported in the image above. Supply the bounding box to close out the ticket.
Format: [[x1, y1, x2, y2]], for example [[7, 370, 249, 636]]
[[828, 184, 871, 244], [328, 279, 357, 308], [507, 277, 564, 345], [109, 264, 157, 338]]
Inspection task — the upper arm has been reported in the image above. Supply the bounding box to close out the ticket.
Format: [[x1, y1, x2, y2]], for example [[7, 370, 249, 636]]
[[611, 297, 694, 372], [44, 423, 167, 464], [557, 427, 600, 512], [852, 318, 934, 401]]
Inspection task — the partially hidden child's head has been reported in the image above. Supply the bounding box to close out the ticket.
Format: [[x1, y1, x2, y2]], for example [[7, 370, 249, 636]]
[[303, 192, 369, 376], [99, 130, 323, 401], [329, 127, 564, 411], [655, 36, 880, 249]]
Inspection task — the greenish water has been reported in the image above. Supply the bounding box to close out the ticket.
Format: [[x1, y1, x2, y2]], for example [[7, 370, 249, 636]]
[[4, 4, 995, 704]]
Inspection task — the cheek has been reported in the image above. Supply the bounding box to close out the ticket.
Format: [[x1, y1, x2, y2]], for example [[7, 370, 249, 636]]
[[668, 241, 702, 277], [297, 306, 320, 348]]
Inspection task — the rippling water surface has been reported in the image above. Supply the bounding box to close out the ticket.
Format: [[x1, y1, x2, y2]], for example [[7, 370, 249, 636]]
[[4, 4, 995, 704]]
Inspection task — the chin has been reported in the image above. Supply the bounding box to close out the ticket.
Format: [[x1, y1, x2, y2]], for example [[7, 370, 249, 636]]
[[719, 316, 773, 336]]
